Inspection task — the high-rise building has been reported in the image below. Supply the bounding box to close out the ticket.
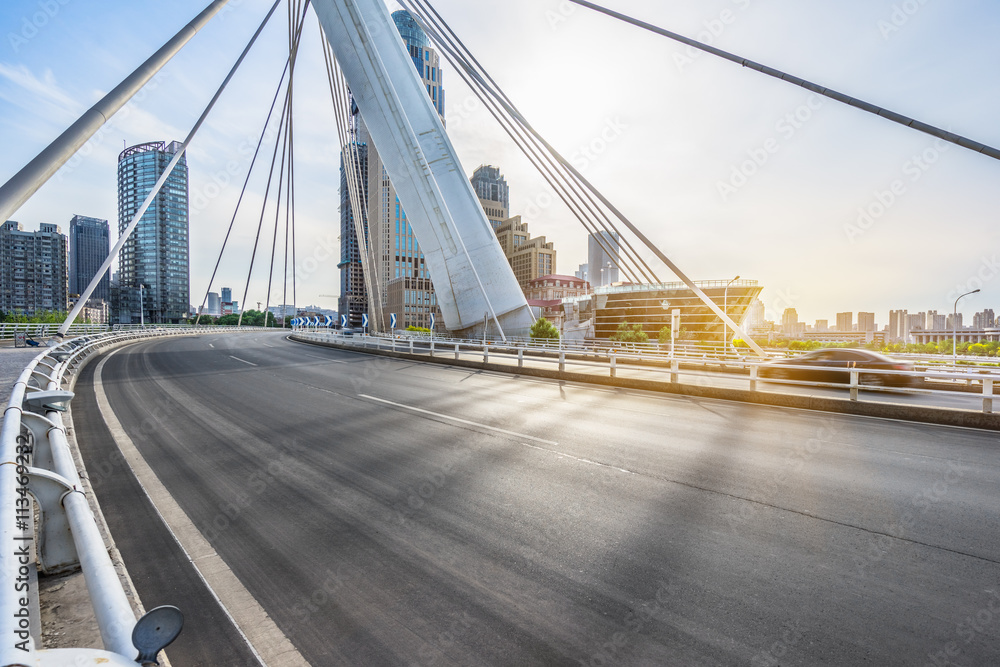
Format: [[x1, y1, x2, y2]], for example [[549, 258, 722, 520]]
[[858, 312, 876, 332], [815, 319, 829, 332], [588, 231, 620, 288], [471, 165, 509, 231], [782, 307, 803, 335], [907, 313, 926, 333], [0, 221, 68, 316], [888, 309, 908, 342], [495, 216, 556, 288], [339, 134, 370, 329], [68, 215, 109, 301], [927, 310, 946, 330], [836, 312, 853, 332], [117, 141, 190, 324], [947, 313, 963, 330], [575, 264, 589, 283], [207, 292, 221, 316], [973, 309, 995, 329], [363, 10, 445, 331], [221, 286, 232, 302]]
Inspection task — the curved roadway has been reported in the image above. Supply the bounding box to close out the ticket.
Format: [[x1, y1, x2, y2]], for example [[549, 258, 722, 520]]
[[71, 331, 1000, 665]]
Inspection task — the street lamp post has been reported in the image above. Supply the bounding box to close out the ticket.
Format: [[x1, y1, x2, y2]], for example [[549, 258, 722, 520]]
[[724, 275, 740, 353], [138, 283, 145, 327], [953, 288, 980, 366]]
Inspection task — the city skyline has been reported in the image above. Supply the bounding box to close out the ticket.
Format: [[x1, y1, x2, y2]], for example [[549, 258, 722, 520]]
[[1, 1, 998, 323]]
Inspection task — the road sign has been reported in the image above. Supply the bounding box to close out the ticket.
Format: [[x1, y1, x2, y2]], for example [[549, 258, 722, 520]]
[[390, 313, 397, 329], [341, 314, 348, 327], [429, 313, 435, 330], [324, 315, 333, 327], [362, 313, 368, 328]]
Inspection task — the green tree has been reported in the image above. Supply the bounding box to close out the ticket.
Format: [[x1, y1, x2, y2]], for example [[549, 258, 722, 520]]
[[658, 326, 671, 344], [530, 318, 560, 340], [609, 321, 648, 344], [407, 325, 432, 334]]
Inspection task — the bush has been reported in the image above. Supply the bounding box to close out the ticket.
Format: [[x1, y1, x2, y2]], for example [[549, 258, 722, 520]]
[[530, 318, 560, 340], [610, 322, 648, 344]]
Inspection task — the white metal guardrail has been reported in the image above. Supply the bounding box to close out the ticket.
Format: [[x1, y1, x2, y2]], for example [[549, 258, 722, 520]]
[[294, 330, 999, 415], [0, 323, 110, 341], [1, 326, 266, 666]]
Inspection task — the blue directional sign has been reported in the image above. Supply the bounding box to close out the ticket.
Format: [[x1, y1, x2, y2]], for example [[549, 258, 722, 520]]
[[341, 314, 348, 327], [429, 313, 435, 331], [362, 313, 368, 328], [324, 315, 334, 327], [390, 313, 397, 329]]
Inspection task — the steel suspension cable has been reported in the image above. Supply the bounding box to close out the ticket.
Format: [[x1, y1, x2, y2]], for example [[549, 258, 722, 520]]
[[566, 0, 1000, 162], [401, 0, 767, 357], [402, 0, 658, 286], [61, 0, 282, 335]]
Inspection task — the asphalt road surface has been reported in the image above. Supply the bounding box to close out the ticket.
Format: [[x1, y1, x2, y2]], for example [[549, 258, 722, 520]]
[[71, 331, 1000, 666]]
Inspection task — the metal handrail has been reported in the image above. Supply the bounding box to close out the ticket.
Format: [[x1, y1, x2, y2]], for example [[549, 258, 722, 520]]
[[293, 330, 999, 415], [1, 326, 267, 666]]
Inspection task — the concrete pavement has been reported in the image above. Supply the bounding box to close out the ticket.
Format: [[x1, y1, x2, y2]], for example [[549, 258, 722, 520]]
[[70, 332, 1000, 665]]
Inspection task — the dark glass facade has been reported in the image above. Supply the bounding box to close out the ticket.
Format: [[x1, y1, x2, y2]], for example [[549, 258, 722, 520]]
[[470, 165, 510, 210], [69, 215, 110, 301], [117, 141, 189, 324], [339, 141, 369, 328]]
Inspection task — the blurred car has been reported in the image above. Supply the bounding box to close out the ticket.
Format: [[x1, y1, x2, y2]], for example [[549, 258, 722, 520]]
[[759, 349, 916, 386]]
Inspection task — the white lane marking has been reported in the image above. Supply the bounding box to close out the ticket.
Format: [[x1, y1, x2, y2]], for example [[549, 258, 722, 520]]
[[358, 394, 559, 446], [209, 343, 215, 348], [230, 355, 258, 366], [94, 351, 308, 667], [520, 442, 634, 474]]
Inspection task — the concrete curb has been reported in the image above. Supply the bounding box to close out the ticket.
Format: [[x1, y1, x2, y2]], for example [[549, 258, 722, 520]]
[[290, 335, 1000, 432]]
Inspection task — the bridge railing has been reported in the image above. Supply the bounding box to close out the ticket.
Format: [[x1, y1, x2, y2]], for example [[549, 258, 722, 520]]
[[1, 326, 266, 666], [0, 323, 110, 340], [292, 330, 999, 415]]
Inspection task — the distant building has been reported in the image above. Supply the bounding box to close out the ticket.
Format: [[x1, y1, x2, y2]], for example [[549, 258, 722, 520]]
[[814, 319, 829, 332], [588, 231, 619, 288], [858, 312, 876, 332], [117, 141, 190, 324], [973, 309, 995, 329], [747, 298, 766, 329], [525, 275, 589, 329], [836, 311, 853, 332], [946, 313, 963, 330], [782, 308, 804, 336], [575, 264, 589, 283], [907, 312, 926, 334], [69, 215, 110, 301], [0, 221, 69, 316], [495, 216, 556, 288], [926, 310, 946, 330], [339, 136, 370, 330], [888, 309, 908, 342], [562, 279, 763, 342], [68, 296, 108, 324], [206, 292, 221, 316], [471, 165, 509, 231]]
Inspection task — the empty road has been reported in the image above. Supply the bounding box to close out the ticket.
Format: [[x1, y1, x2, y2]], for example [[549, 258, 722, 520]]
[[71, 331, 1000, 665]]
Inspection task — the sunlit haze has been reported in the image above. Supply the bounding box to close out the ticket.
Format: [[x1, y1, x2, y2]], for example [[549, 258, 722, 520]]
[[1, 0, 998, 326]]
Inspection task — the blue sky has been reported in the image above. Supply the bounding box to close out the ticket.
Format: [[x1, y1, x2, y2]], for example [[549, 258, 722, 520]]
[[1, 0, 998, 325]]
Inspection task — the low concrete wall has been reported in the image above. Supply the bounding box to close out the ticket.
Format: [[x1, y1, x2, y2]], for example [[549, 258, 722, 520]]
[[291, 335, 1000, 432]]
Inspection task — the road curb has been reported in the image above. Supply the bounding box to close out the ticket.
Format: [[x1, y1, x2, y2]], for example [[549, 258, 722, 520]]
[[290, 335, 1000, 432]]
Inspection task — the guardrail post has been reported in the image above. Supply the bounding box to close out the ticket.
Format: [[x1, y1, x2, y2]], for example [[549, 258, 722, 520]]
[[483, 345, 489, 364], [429, 340, 435, 357], [518, 348, 524, 368], [984, 378, 993, 414], [409, 339, 414, 354], [610, 352, 616, 378], [455, 343, 460, 360], [670, 359, 678, 383], [750, 364, 758, 392], [559, 351, 565, 373], [850, 370, 859, 401]]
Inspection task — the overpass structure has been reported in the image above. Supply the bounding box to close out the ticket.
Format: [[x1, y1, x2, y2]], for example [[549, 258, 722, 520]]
[[2, 0, 1000, 664]]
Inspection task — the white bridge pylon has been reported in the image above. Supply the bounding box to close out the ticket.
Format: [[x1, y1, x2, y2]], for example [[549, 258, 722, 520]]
[[314, 0, 533, 337]]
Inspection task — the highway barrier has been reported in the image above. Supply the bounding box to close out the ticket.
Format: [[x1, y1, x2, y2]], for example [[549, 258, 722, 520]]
[[291, 330, 1000, 429]]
